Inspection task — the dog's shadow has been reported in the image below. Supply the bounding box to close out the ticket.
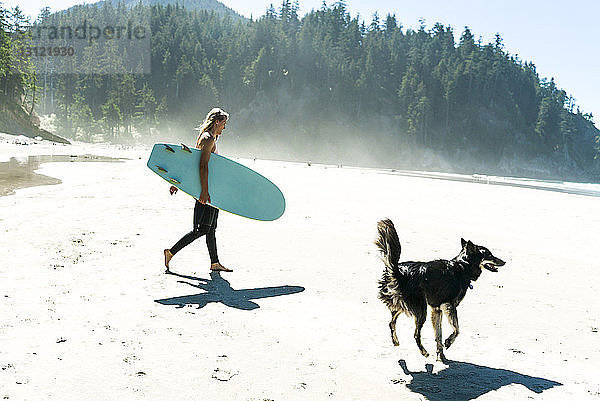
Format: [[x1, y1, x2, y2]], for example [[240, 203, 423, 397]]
[[155, 271, 305, 311], [398, 359, 561, 401]]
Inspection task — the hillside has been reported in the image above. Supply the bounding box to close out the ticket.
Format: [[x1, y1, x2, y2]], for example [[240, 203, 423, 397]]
[[10, 1, 600, 180], [99, 0, 245, 20], [0, 95, 70, 144]]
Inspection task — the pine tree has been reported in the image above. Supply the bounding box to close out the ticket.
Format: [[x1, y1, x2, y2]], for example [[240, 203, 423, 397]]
[[21, 1, 599, 179]]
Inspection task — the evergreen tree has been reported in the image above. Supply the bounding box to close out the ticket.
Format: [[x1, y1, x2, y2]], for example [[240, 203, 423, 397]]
[[20, 1, 599, 179]]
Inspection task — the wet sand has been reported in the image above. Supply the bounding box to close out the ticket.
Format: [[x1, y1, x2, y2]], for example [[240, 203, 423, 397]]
[[0, 154, 124, 196]]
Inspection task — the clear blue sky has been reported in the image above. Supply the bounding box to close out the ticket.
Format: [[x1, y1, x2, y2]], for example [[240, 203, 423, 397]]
[[6, 0, 600, 124]]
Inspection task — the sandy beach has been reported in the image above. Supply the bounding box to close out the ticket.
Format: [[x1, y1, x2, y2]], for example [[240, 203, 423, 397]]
[[1, 135, 599, 400]]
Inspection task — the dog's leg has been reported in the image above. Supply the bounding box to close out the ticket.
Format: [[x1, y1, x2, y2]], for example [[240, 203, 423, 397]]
[[431, 306, 446, 362], [390, 310, 401, 346], [414, 306, 429, 357], [442, 303, 459, 349]]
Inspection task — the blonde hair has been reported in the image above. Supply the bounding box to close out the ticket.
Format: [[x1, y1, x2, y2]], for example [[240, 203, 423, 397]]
[[194, 107, 229, 134]]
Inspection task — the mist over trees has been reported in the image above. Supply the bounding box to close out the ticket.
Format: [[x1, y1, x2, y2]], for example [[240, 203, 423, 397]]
[[2, 0, 600, 180]]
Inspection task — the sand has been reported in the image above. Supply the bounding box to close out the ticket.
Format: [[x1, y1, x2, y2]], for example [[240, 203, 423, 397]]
[[1, 136, 599, 400]]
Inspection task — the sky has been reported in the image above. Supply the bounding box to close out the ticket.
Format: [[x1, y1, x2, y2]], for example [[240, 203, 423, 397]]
[[5, 0, 600, 124]]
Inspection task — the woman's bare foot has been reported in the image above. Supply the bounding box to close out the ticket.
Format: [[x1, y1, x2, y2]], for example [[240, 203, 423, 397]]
[[164, 249, 173, 273], [210, 262, 233, 272]]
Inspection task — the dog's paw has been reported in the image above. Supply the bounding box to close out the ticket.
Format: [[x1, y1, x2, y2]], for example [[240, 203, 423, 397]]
[[444, 338, 452, 349], [420, 349, 429, 358], [436, 352, 448, 364]]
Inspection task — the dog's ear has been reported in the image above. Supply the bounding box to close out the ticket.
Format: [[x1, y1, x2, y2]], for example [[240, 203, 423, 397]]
[[461, 239, 475, 251]]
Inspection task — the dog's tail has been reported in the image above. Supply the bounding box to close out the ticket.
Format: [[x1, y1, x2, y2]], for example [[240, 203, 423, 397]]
[[375, 219, 401, 275]]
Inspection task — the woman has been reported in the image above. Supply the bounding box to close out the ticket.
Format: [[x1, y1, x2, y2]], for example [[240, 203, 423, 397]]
[[163, 107, 232, 273]]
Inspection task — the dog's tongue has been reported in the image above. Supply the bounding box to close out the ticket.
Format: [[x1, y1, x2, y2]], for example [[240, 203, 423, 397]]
[[484, 263, 498, 272]]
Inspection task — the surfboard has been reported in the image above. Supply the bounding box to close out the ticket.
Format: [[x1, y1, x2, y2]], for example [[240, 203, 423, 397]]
[[147, 143, 285, 221]]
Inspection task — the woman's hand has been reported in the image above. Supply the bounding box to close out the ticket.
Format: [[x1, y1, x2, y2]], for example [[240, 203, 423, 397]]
[[199, 190, 210, 204], [169, 186, 178, 195]]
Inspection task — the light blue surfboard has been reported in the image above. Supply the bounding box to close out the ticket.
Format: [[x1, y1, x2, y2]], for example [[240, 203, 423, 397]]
[[147, 143, 285, 221]]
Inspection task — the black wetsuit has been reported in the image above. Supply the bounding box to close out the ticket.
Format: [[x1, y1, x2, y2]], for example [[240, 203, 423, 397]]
[[170, 201, 219, 263]]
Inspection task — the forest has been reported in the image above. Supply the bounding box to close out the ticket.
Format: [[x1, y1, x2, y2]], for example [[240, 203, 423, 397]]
[[1, 0, 600, 180]]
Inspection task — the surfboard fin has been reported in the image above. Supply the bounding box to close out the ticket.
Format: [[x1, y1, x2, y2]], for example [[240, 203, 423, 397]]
[[156, 165, 168, 173], [180, 143, 192, 153], [163, 144, 175, 153]]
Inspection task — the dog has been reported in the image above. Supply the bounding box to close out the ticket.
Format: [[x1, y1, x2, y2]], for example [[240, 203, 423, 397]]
[[375, 219, 505, 362]]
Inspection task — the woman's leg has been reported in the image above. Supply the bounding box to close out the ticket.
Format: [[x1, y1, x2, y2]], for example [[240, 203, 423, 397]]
[[166, 203, 230, 272], [169, 202, 209, 255], [206, 208, 231, 272], [205, 223, 218, 264]]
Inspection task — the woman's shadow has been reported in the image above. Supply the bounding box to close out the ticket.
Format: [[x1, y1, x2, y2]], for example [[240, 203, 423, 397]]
[[155, 271, 305, 310], [397, 359, 562, 401]]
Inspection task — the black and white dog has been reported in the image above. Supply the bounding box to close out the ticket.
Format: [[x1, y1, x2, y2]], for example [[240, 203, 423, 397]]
[[375, 219, 505, 362]]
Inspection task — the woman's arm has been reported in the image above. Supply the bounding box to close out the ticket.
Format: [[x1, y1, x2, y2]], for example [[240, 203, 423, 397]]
[[197, 135, 215, 204]]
